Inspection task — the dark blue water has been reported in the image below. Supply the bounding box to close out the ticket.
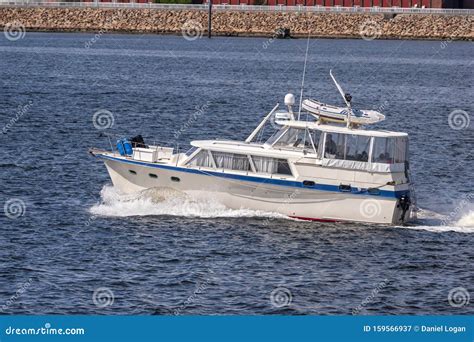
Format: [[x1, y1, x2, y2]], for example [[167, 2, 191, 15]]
[[0, 32, 473, 315]]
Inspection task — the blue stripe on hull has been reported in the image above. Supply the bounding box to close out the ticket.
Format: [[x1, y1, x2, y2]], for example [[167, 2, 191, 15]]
[[97, 154, 408, 199]]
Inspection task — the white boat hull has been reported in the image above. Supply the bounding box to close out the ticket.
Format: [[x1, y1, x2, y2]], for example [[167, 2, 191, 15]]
[[101, 155, 409, 225]]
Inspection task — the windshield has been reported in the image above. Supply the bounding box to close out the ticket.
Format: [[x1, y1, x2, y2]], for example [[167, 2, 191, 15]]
[[265, 127, 287, 146], [267, 127, 321, 153]]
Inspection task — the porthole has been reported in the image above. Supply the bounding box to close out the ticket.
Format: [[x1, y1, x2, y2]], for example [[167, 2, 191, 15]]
[[149, 173, 158, 179], [339, 184, 352, 192], [171, 176, 180, 182], [368, 188, 380, 195], [129, 170, 137, 175], [303, 180, 316, 187]]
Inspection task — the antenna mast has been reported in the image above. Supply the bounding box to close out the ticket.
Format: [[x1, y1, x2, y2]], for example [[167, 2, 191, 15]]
[[297, 33, 311, 121]]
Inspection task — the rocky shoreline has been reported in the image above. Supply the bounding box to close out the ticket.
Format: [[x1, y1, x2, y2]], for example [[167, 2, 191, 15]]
[[0, 7, 473, 40]]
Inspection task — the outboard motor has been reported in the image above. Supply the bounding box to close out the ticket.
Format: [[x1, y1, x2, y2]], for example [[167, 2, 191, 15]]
[[130, 135, 146, 148], [399, 194, 411, 222]]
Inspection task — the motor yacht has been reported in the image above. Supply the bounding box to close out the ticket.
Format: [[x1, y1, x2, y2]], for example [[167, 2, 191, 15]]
[[90, 72, 416, 224]]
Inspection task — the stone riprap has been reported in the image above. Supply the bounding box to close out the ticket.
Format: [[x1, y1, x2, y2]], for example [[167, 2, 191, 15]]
[[0, 7, 472, 40]]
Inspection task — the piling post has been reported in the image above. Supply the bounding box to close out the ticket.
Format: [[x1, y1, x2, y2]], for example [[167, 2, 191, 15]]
[[208, 0, 212, 38]]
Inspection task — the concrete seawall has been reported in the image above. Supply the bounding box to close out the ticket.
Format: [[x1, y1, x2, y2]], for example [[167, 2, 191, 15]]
[[0, 7, 473, 40]]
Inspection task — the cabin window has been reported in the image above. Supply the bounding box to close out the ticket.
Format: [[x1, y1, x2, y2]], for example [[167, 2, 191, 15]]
[[324, 133, 345, 159], [346, 135, 371, 162], [212, 151, 252, 172], [128, 170, 137, 175], [324, 133, 370, 162], [188, 150, 213, 168], [277, 160, 292, 175], [372, 137, 407, 164], [251, 156, 293, 176], [149, 173, 158, 178], [310, 129, 323, 157], [185, 146, 198, 156], [171, 176, 180, 182]]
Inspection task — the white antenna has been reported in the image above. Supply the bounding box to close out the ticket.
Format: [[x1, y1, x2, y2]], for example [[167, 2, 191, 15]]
[[297, 33, 311, 120], [330, 69, 353, 128], [330, 69, 349, 107]]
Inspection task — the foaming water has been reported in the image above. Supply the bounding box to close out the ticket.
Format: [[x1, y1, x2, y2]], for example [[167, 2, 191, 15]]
[[90, 185, 287, 219], [91, 186, 474, 234], [455, 210, 474, 227], [398, 208, 474, 234], [400, 224, 474, 234]]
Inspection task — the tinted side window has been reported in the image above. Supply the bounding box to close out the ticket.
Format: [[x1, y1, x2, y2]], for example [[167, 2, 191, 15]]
[[346, 135, 370, 162], [276, 159, 292, 175]]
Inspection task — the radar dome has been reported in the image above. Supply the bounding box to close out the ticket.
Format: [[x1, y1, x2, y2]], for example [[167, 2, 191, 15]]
[[284, 93, 295, 107]]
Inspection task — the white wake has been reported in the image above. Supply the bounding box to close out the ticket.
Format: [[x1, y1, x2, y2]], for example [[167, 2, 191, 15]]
[[402, 208, 474, 234], [89, 185, 286, 219], [455, 210, 474, 227], [90, 185, 474, 233]]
